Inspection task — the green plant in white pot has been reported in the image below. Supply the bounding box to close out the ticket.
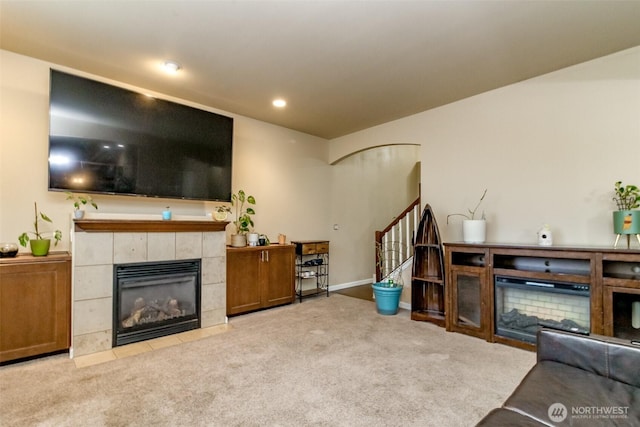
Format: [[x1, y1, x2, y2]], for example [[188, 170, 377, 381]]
[[612, 181, 640, 248], [18, 202, 62, 256], [212, 205, 231, 221], [230, 190, 256, 247], [447, 189, 487, 244]]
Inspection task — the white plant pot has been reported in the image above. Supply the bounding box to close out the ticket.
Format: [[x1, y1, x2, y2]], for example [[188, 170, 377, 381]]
[[247, 233, 259, 247], [74, 210, 85, 219], [463, 219, 486, 244]]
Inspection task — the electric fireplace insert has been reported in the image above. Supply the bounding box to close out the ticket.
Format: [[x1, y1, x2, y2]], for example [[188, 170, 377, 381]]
[[495, 275, 590, 344]]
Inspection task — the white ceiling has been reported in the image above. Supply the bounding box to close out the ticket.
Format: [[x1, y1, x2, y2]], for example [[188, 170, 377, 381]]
[[2, 1, 640, 139]]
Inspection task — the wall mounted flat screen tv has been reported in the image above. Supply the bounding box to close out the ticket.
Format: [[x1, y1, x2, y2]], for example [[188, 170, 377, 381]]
[[48, 69, 233, 202]]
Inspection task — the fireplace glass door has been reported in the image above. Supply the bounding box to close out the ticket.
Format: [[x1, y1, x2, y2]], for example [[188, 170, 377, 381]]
[[114, 260, 200, 346]]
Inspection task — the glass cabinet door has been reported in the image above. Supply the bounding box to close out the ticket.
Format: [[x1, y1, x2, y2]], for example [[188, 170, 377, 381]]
[[448, 269, 488, 339], [604, 286, 640, 341], [455, 273, 482, 328]]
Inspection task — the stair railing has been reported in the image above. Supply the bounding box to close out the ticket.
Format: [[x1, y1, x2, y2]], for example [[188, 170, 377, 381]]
[[375, 197, 421, 282]]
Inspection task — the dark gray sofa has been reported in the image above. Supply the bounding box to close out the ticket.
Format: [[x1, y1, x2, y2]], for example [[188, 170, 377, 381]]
[[477, 329, 640, 426]]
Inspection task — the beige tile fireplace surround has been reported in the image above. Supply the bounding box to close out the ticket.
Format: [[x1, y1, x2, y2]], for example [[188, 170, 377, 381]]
[[71, 218, 228, 358]]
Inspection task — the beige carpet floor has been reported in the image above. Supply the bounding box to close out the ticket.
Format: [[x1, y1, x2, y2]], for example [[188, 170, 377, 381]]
[[0, 294, 535, 426]]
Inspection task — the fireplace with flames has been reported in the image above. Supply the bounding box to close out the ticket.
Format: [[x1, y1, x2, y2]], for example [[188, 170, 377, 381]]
[[113, 259, 201, 347]]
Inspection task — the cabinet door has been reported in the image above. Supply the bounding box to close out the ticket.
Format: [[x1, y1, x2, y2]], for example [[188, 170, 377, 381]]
[[603, 286, 640, 340], [448, 269, 488, 339], [445, 245, 490, 340], [0, 259, 71, 362], [263, 247, 294, 307], [226, 250, 262, 315]]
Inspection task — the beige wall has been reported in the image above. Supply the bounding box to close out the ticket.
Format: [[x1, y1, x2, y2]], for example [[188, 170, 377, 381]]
[[0, 49, 416, 290], [331, 46, 640, 247], [4, 45, 639, 293], [329, 145, 420, 286], [0, 50, 331, 258]]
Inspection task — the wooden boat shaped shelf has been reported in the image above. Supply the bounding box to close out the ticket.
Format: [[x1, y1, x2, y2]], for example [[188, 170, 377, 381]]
[[411, 204, 446, 326]]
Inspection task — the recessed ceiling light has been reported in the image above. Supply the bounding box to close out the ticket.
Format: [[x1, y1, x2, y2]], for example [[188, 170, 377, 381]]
[[273, 99, 287, 108], [163, 60, 181, 74]]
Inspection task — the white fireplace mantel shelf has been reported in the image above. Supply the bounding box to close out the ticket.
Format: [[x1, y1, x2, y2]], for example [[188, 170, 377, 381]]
[[74, 219, 229, 233]]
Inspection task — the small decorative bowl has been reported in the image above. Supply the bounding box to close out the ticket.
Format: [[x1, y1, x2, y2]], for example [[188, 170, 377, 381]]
[[0, 243, 19, 258]]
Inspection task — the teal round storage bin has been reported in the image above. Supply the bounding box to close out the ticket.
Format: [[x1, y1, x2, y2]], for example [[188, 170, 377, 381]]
[[372, 283, 403, 315]]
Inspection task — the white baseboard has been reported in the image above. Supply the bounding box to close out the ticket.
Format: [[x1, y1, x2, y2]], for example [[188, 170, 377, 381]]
[[399, 301, 411, 310], [329, 278, 372, 292]]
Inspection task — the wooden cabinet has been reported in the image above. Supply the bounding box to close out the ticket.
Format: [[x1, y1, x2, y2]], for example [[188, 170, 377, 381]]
[[226, 245, 295, 316], [445, 247, 490, 340], [0, 253, 71, 363], [444, 243, 640, 350], [600, 251, 640, 341]]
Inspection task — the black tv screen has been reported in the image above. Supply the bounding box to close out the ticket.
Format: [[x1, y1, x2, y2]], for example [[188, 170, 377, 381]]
[[48, 69, 233, 202]]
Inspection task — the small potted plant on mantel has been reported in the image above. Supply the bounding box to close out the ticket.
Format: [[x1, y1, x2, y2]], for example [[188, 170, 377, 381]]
[[65, 192, 98, 219], [212, 205, 232, 222], [447, 189, 488, 244], [18, 202, 62, 256], [612, 181, 640, 248], [230, 190, 256, 247]]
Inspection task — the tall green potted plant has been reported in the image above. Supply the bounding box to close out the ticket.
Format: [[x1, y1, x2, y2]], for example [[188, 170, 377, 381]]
[[18, 202, 62, 256], [612, 181, 640, 248], [230, 190, 256, 247]]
